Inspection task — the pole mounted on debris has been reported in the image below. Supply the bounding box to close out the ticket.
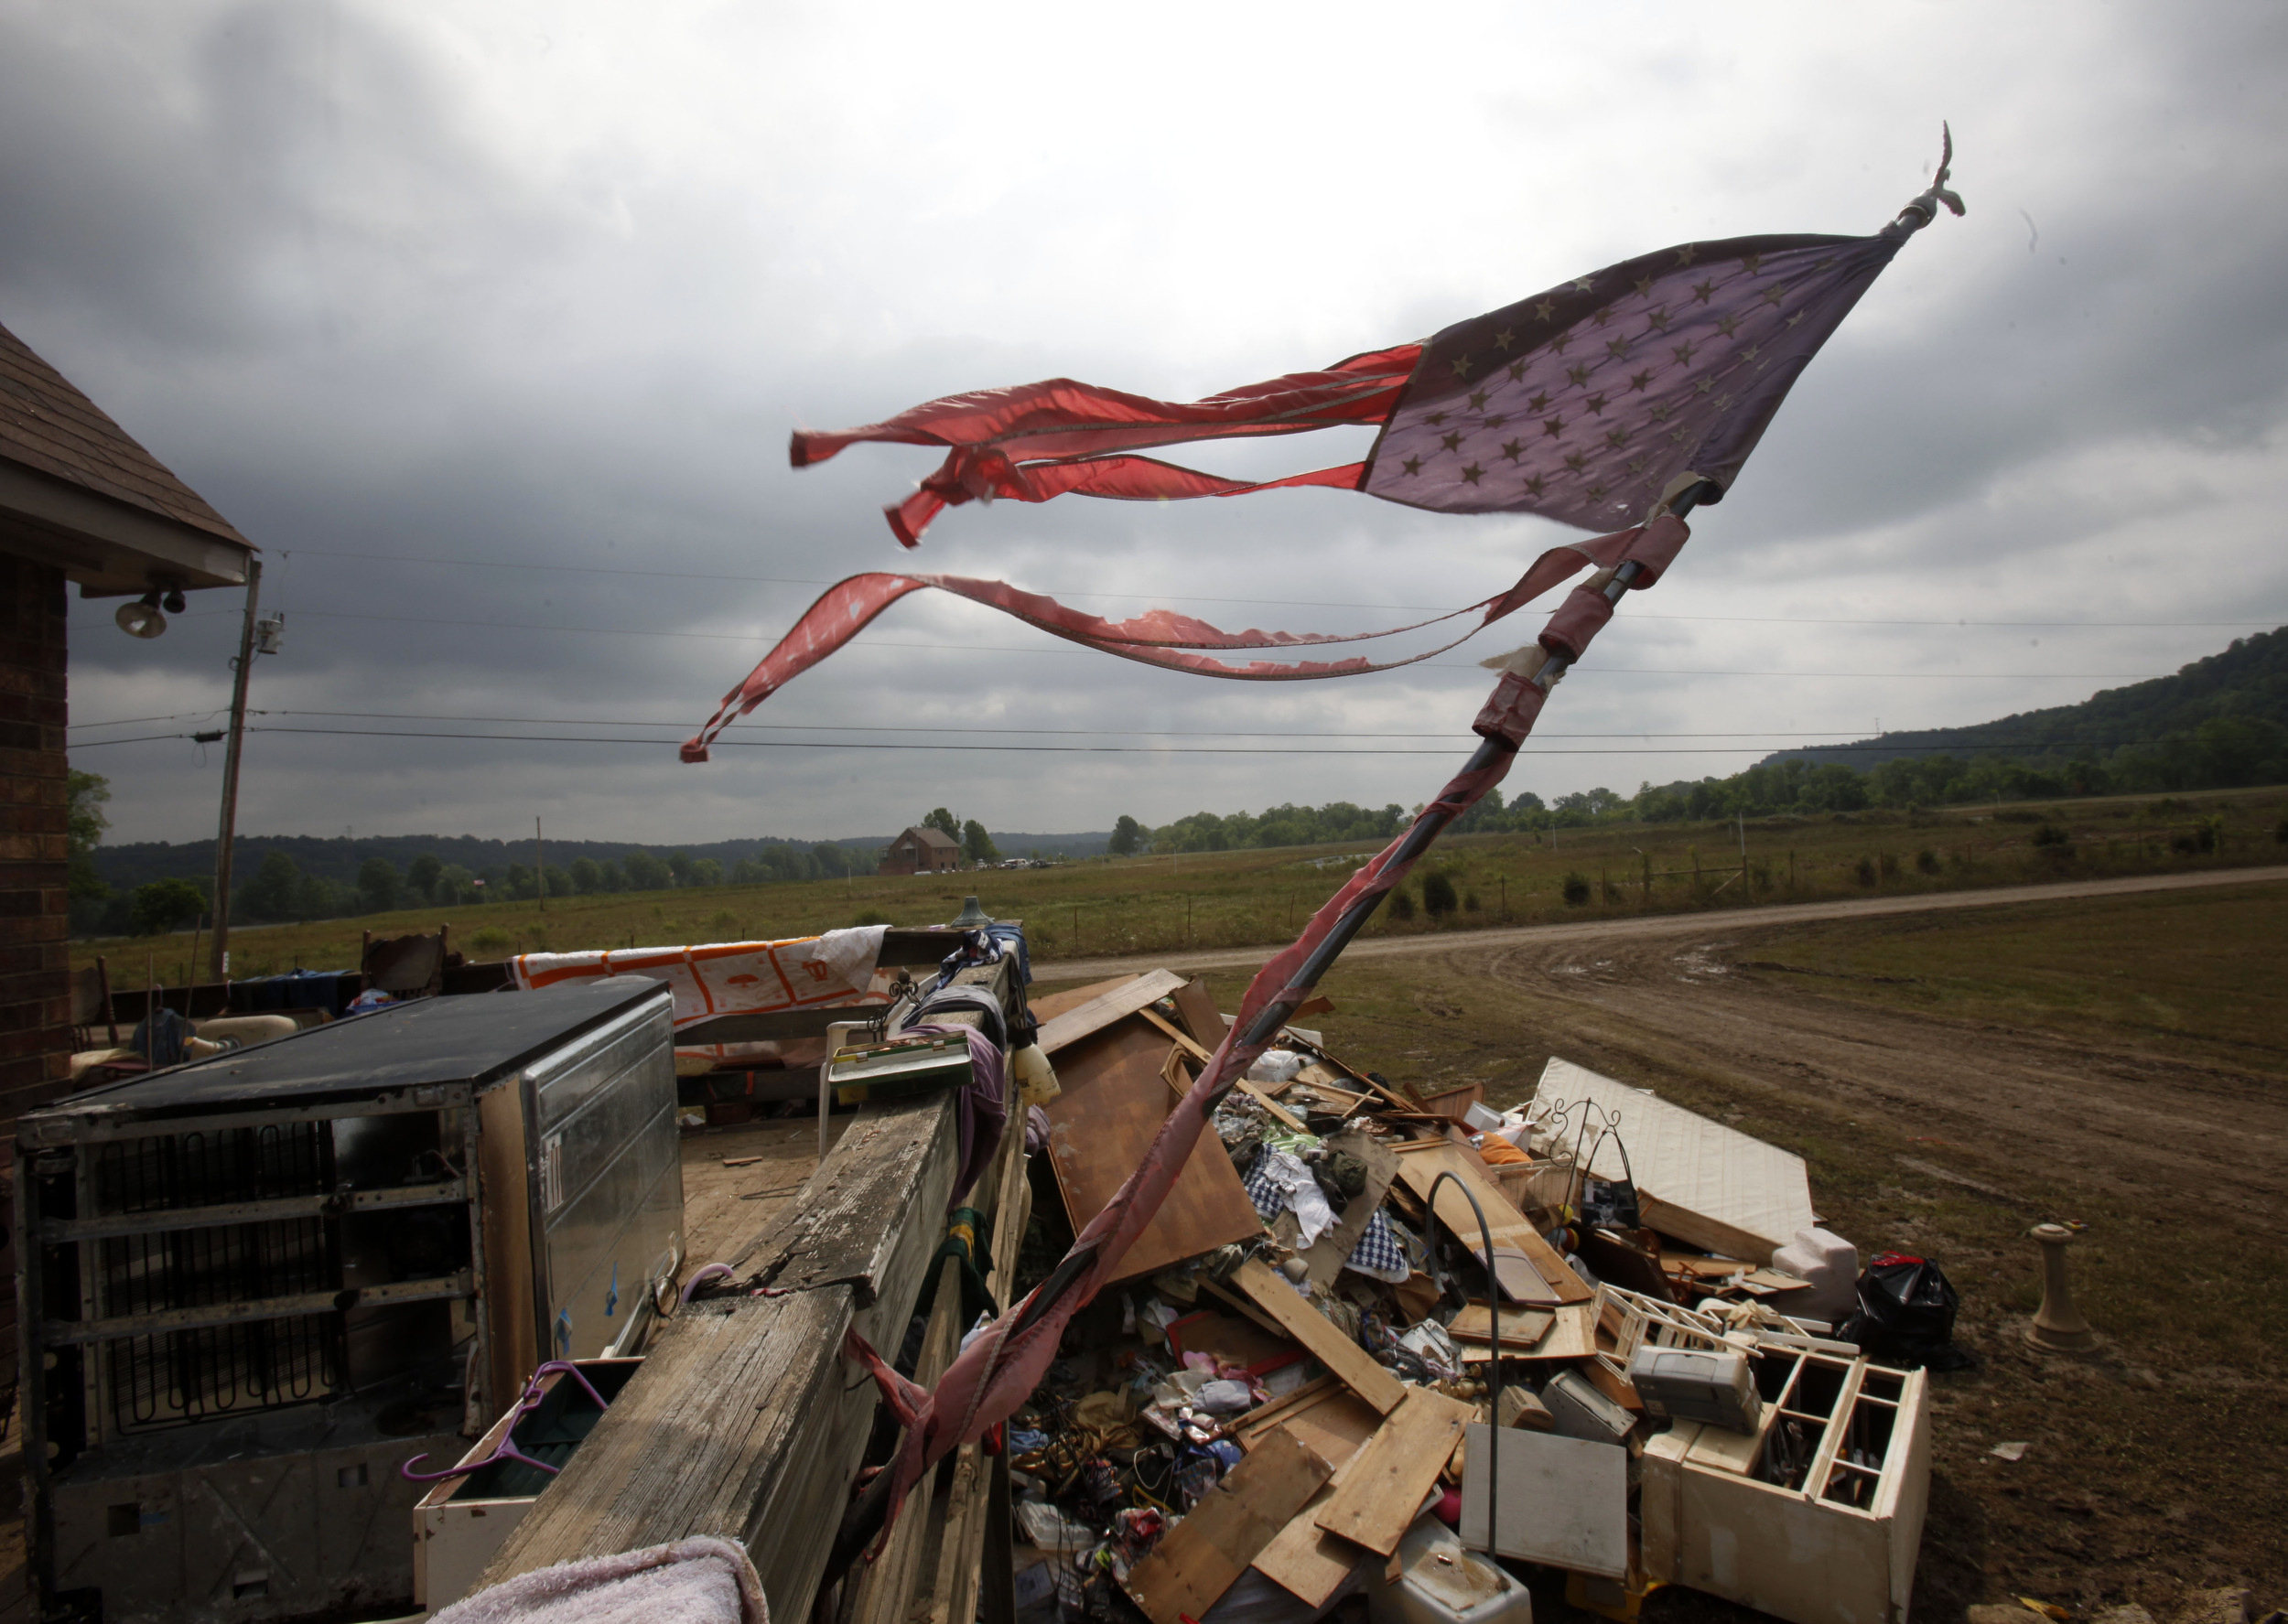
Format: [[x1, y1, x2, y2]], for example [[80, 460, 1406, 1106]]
[[208, 559, 263, 982], [1222, 481, 1721, 1068], [1009, 481, 1723, 1347], [1428, 1170, 1502, 1564]]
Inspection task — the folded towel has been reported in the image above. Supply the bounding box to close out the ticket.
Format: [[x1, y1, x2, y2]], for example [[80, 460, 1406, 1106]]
[[431, 1537, 767, 1624]]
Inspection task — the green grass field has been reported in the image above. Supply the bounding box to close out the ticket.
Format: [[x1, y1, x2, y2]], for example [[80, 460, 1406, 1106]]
[[80, 780, 2288, 986], [1730, 878, 2288, 1076]]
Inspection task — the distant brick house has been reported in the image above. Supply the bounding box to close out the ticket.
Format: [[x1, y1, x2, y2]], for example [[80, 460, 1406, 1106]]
[[879, 824, 963, 876]]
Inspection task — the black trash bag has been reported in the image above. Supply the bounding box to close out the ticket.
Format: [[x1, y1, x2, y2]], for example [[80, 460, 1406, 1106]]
[[1842, 1252, 1974, 1371]]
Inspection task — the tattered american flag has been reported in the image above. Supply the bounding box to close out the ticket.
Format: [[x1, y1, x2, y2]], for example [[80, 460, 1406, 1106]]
[[788, 223, 1913, 545], [1361, 231, 1903, 529]]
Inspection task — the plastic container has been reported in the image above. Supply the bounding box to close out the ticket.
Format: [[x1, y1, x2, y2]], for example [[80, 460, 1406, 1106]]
[[1627, 1346, 1761, 1433], [1542, 1370, 1635, 1447], [1367, 1515, 1532, 1624], [1770, 1226, 1861, 1321], [1011, 1043, 1062, 1105]]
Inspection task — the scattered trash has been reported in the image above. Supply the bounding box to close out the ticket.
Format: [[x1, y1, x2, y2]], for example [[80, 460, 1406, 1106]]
[[995, 975, 1952, 1624], [1990, 1440, 2031, 1462]]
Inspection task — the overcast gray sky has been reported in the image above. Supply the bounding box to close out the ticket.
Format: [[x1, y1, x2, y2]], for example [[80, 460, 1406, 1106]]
[[10, 0, 2285, 847]]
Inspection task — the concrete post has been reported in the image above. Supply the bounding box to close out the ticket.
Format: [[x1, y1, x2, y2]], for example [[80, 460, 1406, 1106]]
[[2025, 1222, 2098, 1351]]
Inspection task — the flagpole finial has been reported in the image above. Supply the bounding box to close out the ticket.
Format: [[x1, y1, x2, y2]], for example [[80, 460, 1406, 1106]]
[[1894, 121, 1966, 232]]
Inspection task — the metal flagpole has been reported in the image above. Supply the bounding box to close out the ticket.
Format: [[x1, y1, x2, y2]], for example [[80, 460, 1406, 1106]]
[[1009, 482, 1722, 1340], [1221, 480, 1721, 1073], [208, 559, 263, 982]]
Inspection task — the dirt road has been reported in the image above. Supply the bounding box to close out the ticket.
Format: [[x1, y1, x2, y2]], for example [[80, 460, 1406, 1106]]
[[1037, 863, 2288, 984]]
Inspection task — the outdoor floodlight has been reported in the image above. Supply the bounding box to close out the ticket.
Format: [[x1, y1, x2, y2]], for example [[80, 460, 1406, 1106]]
[[114, 592, 166, 639]]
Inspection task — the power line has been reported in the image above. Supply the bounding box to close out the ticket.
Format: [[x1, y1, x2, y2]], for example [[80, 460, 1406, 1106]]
[[271, 546, 2287, 629], [69, 725, 2206, 758], [54, 707, 2045, 739], [62, 590, 2279, 645], [64, 607, 2164, 677]]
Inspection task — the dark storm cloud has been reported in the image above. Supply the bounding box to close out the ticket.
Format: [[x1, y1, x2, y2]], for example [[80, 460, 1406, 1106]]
[[7, 1, 2285, 844]]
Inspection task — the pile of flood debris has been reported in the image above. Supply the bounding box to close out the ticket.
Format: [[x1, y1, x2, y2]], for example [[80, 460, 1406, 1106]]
[[1001, 969, 1965, 1624]]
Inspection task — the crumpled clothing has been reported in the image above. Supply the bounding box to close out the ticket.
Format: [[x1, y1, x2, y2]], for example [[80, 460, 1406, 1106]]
[[429, 1535, 766, 1624], [1242, 1147, 1337, 1247], [898, 1021, 1007, 1210], [1318, 1149, 1368, 1201], [1072, 1390, 1136, 1429]]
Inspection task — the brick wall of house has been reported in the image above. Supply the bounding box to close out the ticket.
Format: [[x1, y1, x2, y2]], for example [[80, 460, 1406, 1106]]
[[0, 553, 70, 1140], [0, 551, 68, 1417]]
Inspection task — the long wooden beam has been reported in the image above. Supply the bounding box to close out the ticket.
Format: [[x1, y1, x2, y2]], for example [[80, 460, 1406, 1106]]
[[478, 956, 1021, 1621], [478, 1091, 964, 1621]]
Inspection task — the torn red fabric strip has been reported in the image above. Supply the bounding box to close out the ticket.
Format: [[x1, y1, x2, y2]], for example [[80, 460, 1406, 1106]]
[[679, 526, 1650, 761], [791, 346, 1418, 547], [888, 453, 1363, 548], [792, 346, 1420, 468]]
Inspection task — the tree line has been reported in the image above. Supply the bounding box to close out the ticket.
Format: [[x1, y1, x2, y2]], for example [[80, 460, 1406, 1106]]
[[1104, 715, 2288, 854], [68, 775, 879, 937]]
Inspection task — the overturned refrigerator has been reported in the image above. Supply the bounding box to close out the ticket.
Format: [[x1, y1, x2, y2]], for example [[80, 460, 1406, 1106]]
[[14, 975, 683, 1624]]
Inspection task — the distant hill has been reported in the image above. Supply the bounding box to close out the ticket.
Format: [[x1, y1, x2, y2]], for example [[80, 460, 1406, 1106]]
[[1756, 627, 2288, 771], [88, 828, 1112, 894]]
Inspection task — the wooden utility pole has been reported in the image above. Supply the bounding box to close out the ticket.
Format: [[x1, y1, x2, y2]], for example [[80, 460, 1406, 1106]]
[[208, 559, 263, 981], [536, 816, 546, 910]]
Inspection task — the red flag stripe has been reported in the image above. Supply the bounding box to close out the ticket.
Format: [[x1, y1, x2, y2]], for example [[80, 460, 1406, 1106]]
[[791, 345, 1421, 468], [679, 528, 1649, 762], [889, 453, 1364, 548]]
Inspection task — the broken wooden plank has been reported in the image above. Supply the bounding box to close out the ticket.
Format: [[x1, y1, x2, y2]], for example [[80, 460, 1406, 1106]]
[[480, 1092, 963, 1624], [1139, 1004, 1211, 1060], [1228, 1258, 1405, 1415], [1037, 970, 1186, 1055], [1444, 1302, 1557, 1350], [1044, 1016, 1263, 1283], [1234, 1375, 1342, 1443], [1392, 1144, 1591, 1307], [1297, 1128, 1399, 1288], [1247, 1388, 1378, 1477], [1311, 1387, 1474, 1557], [1252, 1433, 1376, 1608], [1458, 1299, 1598, 1364], [1023, 974, 1136, 1026], [1122, 1428, 1332, 1624], [1197, 1274, 1295, 1344], [1170, 978, 1224, 1049]]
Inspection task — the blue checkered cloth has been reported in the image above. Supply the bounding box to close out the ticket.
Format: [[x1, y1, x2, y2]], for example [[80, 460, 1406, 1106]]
[[1242, 1150, 1288, 1221], [1344, 1207, 1409, 1282]]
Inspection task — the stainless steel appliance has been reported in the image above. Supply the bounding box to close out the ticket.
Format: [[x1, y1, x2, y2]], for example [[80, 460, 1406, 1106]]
[[15, 976, 681, 1624]]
